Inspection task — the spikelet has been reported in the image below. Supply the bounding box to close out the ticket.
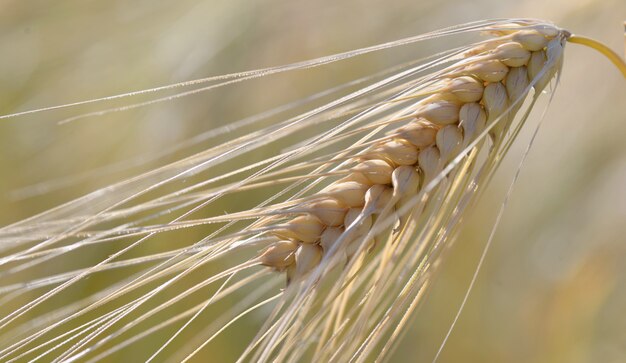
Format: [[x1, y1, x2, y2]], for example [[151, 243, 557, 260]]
[[0, 19, 624, 363]]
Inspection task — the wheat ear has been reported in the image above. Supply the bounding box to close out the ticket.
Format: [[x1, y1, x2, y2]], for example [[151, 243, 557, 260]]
[[0, 19, 624, 363]]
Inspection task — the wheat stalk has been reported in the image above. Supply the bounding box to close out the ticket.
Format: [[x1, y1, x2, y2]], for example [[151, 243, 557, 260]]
[[0, 18, 624, 363]]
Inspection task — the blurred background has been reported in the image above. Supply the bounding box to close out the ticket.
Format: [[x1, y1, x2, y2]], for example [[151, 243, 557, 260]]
[[0, 0, 625, 362]]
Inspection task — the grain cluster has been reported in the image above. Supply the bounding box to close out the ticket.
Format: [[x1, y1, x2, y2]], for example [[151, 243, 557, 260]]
[[259, 25, 565, 283]]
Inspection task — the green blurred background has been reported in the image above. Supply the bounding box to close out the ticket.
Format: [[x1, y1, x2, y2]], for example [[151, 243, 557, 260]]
[[1, 0, 625, 362]]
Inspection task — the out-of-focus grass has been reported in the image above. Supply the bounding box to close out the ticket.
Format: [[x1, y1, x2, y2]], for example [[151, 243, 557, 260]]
[[1, 0, 625, 362]]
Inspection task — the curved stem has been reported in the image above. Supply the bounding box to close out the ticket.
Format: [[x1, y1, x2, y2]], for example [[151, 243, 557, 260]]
[[567, 34, 626, 78]]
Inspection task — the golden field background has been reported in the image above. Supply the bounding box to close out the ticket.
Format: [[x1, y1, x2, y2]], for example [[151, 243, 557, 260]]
[[0, 0, 625, 362]]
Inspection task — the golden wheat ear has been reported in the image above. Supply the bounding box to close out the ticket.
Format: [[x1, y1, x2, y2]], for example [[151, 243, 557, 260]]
[[245, 24, 626, 363], [0, 19, 624, 363]]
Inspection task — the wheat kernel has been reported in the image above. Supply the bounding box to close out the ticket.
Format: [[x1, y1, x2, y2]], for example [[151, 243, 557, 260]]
[[391, 166, 420, 196], [483, 82, 509, 123], [340, 172, 373, 186], [542, 38, 565, 88], [364, 184, 394, 214], [274, 214, 324, 243], [462, 59, 509, 82], [418, 146, 442, 182], [436, 125, 463, 162], [459, 102, 487, 146], [396, 120, 438, 148], [322, 181, 369, 208], [527, 50, 548, 87], [344, 208, 373, 235], [493, 42, 531, 67], [445, 76, 485, 102], [417, 98, 461, 125], [505, 66, 530, 103], [353, 159, 394, 185], [295, 243, 323, 277], [374, 139, 419, 166], [259, 240, 298, 269], [320, 226, 344, 252], [310, 198, 348, 227], [512, 30, 548, 51]]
